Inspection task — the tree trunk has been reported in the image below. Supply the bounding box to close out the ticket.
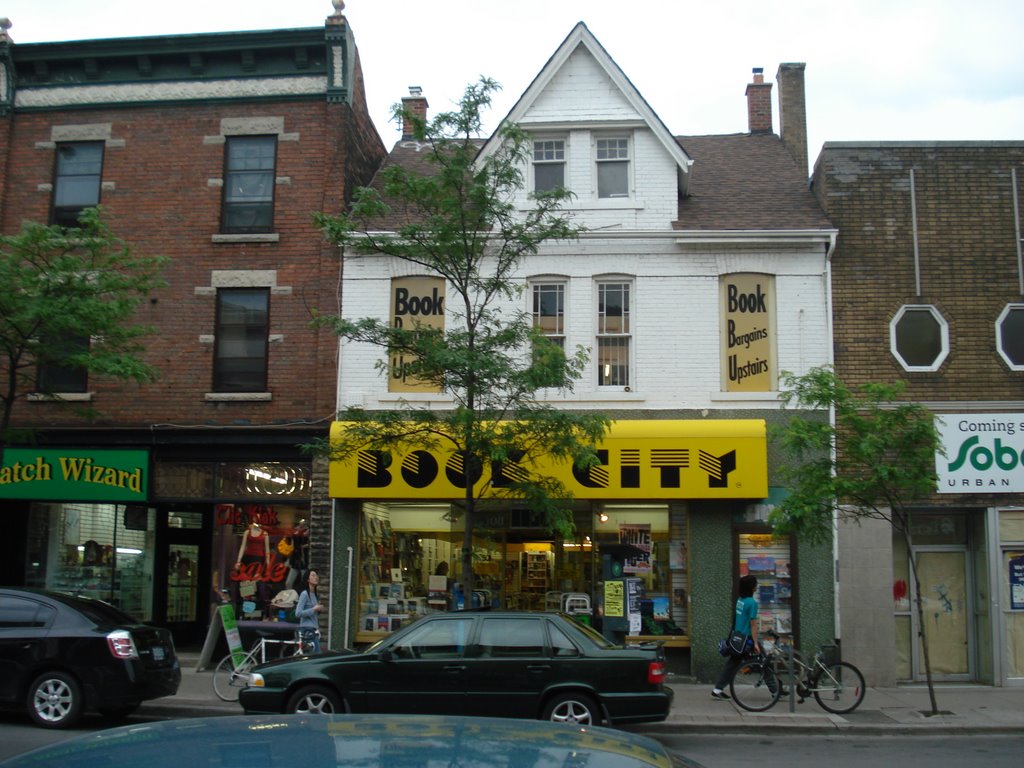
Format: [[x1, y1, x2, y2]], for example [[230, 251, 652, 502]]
[[905, 530, 940, 715]]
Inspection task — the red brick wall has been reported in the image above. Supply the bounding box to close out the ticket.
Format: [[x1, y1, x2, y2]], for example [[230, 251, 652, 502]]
[[1, 97, 384, 429]]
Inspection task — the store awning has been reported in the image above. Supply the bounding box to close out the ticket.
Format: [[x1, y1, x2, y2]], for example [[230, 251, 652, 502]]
[[328, 419, 767, 500]]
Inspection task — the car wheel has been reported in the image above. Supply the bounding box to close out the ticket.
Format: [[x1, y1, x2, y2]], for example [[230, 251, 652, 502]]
[[542, 692, 600, 725], [27, 671, 83, 729], [286, 685, 344, 715]]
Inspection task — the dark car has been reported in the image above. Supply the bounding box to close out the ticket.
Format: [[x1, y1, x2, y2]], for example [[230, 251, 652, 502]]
[[0, 588, 180, 729], [240, 611, 673, 726], [1, 714, 690, 768]]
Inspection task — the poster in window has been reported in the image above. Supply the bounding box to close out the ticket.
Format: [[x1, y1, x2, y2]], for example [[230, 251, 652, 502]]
[[389, 276, 445, 393], [720, 273, 775, 392], [618, 523, 652, 573], [1010, 553, 1024, 610]]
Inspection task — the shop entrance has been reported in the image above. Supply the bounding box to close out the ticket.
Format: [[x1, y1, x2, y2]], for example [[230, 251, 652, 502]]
[[153, 507, 211, 647], [910, 548, 972, 682]]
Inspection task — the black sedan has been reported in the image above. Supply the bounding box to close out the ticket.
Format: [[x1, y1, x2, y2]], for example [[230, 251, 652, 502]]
[[0, 588, 180, 728], [240, 611, 673, 726]]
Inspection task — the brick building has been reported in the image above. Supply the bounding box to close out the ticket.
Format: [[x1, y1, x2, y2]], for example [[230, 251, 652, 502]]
[[0, 7, 384, 646], [813, 142, 1024, 686], [323, 23, 837, 682]]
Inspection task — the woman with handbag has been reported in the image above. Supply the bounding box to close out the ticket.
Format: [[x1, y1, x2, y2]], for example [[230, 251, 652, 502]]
[[711, 574, 761, 700]]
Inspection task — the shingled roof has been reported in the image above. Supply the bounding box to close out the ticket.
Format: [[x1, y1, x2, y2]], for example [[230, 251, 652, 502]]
[[674, 133, 832, 231], [358, 133, 832, 235]]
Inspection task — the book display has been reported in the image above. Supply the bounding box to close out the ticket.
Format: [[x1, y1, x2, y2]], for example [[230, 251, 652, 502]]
[[738, 532, 794, 643]]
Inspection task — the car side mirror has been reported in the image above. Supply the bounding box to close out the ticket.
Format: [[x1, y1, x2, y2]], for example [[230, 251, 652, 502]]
[[378, 649, 394, 662]]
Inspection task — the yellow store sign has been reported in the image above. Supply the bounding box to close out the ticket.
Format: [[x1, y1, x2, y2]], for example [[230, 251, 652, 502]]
[[329, 419, 767, 500]]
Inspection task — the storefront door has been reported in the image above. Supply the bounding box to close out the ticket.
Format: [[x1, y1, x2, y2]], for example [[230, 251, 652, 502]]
[[912, 549, 972, 681], [1001, 548, 1024, 685], [154, 508, 211, 646]]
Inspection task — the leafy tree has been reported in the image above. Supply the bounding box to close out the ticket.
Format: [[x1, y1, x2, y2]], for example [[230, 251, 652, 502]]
[[770, 366, 944, 714], [0, 208, 166, 454], [312, 78, 609, 598]]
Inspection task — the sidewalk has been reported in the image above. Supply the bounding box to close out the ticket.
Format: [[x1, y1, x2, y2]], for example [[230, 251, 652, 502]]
[[140, 653, 1024, 735]]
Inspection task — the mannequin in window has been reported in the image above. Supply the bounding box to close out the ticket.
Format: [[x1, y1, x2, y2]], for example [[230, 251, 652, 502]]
[[235, 521, 271, 613], [236, 521, 271, 571]]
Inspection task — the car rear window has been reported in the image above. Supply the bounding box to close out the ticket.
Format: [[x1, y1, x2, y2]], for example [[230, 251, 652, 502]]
[[49, 593, 137, 626]]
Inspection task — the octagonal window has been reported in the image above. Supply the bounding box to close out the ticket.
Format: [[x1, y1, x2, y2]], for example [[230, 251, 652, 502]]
[[890, 304, 948, 371], [996, 304, 1024, 370]]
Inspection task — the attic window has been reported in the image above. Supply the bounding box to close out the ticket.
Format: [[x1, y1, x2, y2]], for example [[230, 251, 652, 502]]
[[596, 137, 629, 198], [533, 139, 565, 193]]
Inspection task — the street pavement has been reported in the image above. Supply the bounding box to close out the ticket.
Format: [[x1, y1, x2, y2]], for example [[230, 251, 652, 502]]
[[141, 651, 1024, 735]]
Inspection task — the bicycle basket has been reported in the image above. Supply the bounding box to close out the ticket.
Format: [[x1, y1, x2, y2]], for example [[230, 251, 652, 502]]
[[819, 643, 840, 665]]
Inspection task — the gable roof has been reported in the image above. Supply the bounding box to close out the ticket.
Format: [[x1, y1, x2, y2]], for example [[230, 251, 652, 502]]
[[477, 21, 693, 194]]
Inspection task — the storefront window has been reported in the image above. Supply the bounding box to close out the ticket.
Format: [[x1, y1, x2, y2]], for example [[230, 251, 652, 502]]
[[353, 502, 681, 644], [25, 502, 155, 620], [738, 531, 793, 644], [212, 502, 310, 621]]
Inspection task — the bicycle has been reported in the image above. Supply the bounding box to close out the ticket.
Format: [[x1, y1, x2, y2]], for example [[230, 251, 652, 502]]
[[212, 628, 318, 701], [728, 631, 865, 715]]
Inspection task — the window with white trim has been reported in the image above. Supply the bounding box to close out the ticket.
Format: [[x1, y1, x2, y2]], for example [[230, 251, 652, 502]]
[[595, 137, 629, 198], [532, 139, 565, 194], [597, 281, 631, 387], [532, 282, 565, 349], [890, 304, 948, 371], [996, 304, 1024, 370]]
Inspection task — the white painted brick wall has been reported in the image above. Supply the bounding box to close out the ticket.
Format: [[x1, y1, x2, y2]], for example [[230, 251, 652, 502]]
[[337, 239, 830, 413]]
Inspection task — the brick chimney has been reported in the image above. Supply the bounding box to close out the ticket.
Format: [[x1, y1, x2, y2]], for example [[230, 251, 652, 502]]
[[777, 62, 808, 178], [746, 67, 773, 134], [401, 87, 428, 140]]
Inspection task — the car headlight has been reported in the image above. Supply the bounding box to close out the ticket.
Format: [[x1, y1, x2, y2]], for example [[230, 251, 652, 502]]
[[248, 673, 265, 688]]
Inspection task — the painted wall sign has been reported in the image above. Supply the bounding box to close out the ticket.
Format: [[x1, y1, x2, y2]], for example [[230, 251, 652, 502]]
[[329, 419, 768, 500], [389, 276, 445, 393], [935, 413, 1024, 493], [0, 448, 149, 501], [720, 273, 775, 392]]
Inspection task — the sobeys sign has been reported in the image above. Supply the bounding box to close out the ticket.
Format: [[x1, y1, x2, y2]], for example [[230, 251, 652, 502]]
[[0, 448, 149, 501], [936, 414, 1024, 493]]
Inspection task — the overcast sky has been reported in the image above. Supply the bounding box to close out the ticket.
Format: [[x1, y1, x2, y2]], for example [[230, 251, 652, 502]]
[[3, 0, 1021, 162]]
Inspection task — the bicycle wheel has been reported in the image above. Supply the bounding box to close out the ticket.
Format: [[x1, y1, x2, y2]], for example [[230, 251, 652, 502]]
[[812, 661, 865, 714], [729, 659, 781, 712], [213, 652, 256, 702]]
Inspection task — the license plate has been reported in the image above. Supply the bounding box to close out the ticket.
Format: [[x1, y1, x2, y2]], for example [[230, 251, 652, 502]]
[[152, 646, 165, 661]]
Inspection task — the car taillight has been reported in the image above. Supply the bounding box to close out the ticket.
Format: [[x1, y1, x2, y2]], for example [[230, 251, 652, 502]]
[[647, 660, 666, 684], [107, 630, 139, 660]]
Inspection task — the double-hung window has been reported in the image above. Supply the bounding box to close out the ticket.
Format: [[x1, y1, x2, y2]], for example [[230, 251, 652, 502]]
[[595, 137, 629, 198], [597, 281, 631, 387], [51, 142, 104, 227], [37, 334, 90, 394], [222, 136, 277, 233], [214, 288, 269, 392], [532, 283, 565, 349], [533, 139, 565, 194]]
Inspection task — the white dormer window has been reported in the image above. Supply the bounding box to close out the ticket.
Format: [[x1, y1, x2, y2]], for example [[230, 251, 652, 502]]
[[595, 136, 629, 198], [533, 138, 566, 193]]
